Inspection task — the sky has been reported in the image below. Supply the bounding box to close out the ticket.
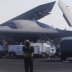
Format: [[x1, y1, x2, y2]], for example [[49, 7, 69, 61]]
[[38, 0, 72, 30], [0, 0, 72, 30]]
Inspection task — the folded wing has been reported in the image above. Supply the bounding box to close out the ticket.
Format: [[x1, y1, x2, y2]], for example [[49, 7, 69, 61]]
[[58, 0, 72, 27]]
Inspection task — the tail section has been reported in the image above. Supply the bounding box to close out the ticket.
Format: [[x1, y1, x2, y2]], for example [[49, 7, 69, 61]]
[[13, 1, 55, 20], [1, 1, 55, 26]]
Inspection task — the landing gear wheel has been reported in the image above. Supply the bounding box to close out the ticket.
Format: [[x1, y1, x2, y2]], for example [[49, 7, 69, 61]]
[[60, 56, 67, 61]]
